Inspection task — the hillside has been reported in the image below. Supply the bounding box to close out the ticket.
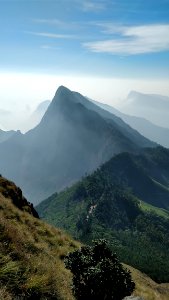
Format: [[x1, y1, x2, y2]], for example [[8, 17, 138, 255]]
[[0, 176, 79, 299], [0, 86, 155, 205], [37, 146, 169, 283], [1, 176, 169, 300]]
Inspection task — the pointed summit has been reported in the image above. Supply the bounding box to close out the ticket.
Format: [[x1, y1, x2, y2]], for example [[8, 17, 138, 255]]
[[42, 86, 74, 120], [0, 86, 155, 204], [53, 85, 73, 104], [55, 85, 72, 95]]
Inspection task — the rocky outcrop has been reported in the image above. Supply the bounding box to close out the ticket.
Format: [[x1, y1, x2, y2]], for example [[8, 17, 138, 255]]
[[0, 175, 39, 218]]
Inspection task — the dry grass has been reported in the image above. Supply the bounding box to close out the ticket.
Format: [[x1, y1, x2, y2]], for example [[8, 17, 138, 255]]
[[125, 264, 169, 300], [0, 286, 12, 300], [0, 193, 79, 299]]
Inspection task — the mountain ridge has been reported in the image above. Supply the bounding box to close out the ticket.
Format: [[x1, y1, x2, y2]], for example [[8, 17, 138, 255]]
[[92, 97, 169, 148], [0, 86, 155, 204], [119, 91, 169, 128]]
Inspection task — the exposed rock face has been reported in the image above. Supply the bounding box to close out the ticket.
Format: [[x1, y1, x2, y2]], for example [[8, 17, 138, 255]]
[[0, 175, 39, 218]]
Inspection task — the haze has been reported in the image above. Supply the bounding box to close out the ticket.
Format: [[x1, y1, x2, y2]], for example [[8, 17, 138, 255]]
[[0, 0, 169, 130]]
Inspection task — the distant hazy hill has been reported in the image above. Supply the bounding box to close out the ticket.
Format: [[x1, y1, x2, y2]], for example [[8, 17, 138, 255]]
[[22, 100, 51, 132], [119, 91, 169, 128], [0, 109, 13, 130], [0, 175, 78, 299], [0, 86, 154, 204], [37, 146, 169, 283], [92, 99, 169, 148], [0, 129, 16, 143]]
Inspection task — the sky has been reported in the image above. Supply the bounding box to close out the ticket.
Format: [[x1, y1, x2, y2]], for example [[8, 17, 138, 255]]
[[0, 0, 169, 116]]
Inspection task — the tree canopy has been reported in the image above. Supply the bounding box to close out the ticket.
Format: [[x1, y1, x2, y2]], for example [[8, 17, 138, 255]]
[[65, 239, 135, 300]]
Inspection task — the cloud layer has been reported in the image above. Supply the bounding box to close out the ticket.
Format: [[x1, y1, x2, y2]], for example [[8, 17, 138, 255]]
[[83, 24, 169, 55]]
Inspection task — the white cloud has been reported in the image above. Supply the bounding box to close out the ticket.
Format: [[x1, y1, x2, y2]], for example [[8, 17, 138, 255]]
[[33, 19, 65, 26], [33, 18, 80, 30], [80, 0, 105, 12], [26, 31, 77, 39], [83, 24, 169, 55], [41, 45, 60, 50]]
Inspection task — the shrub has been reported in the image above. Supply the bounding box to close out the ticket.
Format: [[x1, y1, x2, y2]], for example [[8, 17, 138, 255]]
[[65, 239, 135, 300]]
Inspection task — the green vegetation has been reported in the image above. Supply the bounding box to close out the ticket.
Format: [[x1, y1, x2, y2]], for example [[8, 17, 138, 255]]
[[37, 147, 169, 283], [65, 239, 135, 300], [1, 176, 169, 300], [139, 200, 169, 219]]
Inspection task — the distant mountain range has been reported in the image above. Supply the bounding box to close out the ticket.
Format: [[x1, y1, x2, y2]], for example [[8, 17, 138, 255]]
[[0, 86, 155, 204], [0, 108, 12, 130], [37, 146, 169, 283], [119, 91, 169, 128], [21, 100, 51, 132], [0, 129, 16, 143], [92, 98, 169, 148], [33, 91, 169, 148]]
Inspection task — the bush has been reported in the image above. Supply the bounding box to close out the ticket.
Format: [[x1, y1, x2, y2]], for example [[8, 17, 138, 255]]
[[65, 239, 135, 300]]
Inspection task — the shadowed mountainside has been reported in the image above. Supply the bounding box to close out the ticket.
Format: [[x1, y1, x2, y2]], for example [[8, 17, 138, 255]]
[[0, 86, 155, 204], [0, 129, 16, 143]]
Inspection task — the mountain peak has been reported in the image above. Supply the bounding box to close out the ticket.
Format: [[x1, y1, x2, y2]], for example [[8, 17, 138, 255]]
[[41, 85, 77, 121], [127, 91, 141, 99], [54, 85, 72, 97]]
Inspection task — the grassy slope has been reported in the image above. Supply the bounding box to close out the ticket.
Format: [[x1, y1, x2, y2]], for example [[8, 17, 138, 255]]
[[126, 265, 169, 300], [0, 192, 79, 299], [139, 200, 169, 219], [0, 180, 169, 300]]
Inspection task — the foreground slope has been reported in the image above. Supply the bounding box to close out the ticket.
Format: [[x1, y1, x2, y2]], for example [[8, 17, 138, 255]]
[[38, 146, 169, 283], [1, 176, 169, 300], [0, 86, 154, 204], [126, 265, 169, 300], [0, 176, 79, 299]]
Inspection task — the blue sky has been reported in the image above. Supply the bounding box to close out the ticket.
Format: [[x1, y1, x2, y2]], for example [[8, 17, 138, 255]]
[[0, 0, 169, 112]]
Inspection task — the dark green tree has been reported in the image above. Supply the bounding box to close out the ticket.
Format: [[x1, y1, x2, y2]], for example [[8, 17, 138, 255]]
[[65, 239, 135, 300]]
